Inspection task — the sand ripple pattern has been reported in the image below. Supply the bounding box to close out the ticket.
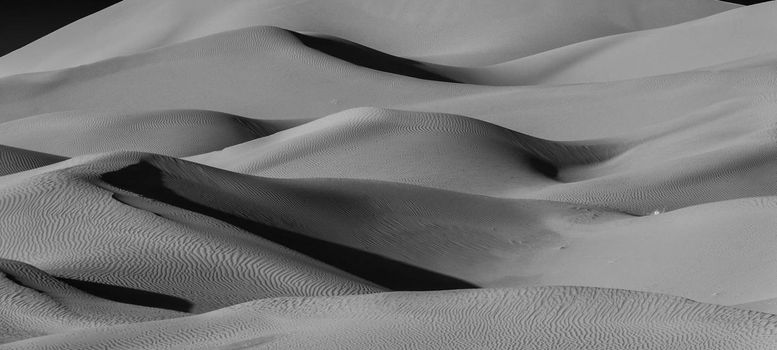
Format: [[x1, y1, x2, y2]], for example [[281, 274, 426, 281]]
[[4, 287, 777, 350]]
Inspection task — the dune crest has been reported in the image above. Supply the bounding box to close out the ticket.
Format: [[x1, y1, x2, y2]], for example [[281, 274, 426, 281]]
[[0, 0, 738, 77]]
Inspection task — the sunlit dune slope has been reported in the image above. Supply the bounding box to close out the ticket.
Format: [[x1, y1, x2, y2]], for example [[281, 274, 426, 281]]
[[0, 109, 271, 157], [0, 0, 738, 77], [3, 24, 777, 142], [4, 287, 777, 350], [188, 106, 777, 214], [443, 1, 777, 84]]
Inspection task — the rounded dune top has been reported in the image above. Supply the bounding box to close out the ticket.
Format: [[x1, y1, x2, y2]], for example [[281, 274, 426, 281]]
[[0, 0, 739, 77], [189, 107, 621, 196], [0, 109, 271, 157]]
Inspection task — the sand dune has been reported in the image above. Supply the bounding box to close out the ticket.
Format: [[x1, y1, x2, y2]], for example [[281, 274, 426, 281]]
[[188, 107, 619, 196], [90, 153, 777, 307], [0, 0, 738, 77], [0, 153, 380, 313], [3, 24, 777, 141], [444, 1, 777, 85], [0, 109, 271, 157], [0, 259, 182, 343], [3, 0, 777, 348], [0, 145, 65, 176], [188, 105, 777, 214], [4, 287, 777, 350]]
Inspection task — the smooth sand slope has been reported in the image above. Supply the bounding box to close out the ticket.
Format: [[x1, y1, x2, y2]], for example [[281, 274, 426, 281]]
[[0, 109, 271, 157], [188, 107, 622, 196], [4, 287, 777, 350], [3, 24, 777, 141], [188, 106, 777, 214], [0, 0, 738, 77], [445, 1, 777, 85]]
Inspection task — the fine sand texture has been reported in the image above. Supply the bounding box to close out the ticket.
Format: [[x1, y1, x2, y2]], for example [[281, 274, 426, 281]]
[[2, 0, 777, 348]]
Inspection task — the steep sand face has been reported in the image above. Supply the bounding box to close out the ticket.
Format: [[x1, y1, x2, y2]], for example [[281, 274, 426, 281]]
[[0, 109, 271, 157], [4, 287, 777, 350], [0, 0, 738, 76]]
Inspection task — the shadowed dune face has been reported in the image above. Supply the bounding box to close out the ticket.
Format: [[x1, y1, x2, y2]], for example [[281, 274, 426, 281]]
[[103, 160, 477, 292], [4, 0, 777, 348], [289, 33, 459, 83]]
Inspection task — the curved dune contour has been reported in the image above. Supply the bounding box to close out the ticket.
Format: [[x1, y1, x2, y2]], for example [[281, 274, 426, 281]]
[[0, 154, 381, 313], [0, 0, 738, 77], [0, 109, 272, 157], [2, 0, 777, 348], [444, 1, 777, 85], [4, 287, 777, 350], [0, 259, 182, 344], [0, 145, 65, 176], [188, 107, 622, 196]]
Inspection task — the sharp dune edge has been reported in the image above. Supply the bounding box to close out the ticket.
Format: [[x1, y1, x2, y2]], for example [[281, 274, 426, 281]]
[[2, 0, 777, 349]]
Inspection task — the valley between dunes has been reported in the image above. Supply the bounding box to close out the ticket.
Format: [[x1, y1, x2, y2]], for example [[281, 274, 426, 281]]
[[2, 0, 777, 349]]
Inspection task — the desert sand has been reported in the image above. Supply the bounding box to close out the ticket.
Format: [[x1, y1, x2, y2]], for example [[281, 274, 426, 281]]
[[2, 0, 777, 349]]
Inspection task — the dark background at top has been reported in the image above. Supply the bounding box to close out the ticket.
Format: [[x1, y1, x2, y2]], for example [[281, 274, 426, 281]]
[[0, 0, 772, 57]]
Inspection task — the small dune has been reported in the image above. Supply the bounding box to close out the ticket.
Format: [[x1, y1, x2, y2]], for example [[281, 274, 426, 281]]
[[0, 109, 272, 157], [0, 259, 182, 344], [188, 107, 620, 196], [0, 145, 66, 176]]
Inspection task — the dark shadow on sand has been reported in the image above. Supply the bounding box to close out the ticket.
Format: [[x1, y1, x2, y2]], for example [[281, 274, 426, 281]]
[[101, 161, 477, 292], [290, 32, 459, 83], [58, 277, 193, 312]]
